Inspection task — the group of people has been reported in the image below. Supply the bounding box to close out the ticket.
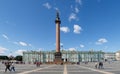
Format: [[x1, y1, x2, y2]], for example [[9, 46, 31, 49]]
[[4, 62, 15, 72], [36, 62, 41, 67], [95, 62, 104, 69]]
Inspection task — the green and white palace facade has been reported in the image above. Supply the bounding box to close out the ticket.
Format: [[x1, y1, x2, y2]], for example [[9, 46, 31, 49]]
[[23, 50, 105, 64]]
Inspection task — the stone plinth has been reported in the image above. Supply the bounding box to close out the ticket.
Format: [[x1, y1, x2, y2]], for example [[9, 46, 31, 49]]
[[54, 52, 63, 64]]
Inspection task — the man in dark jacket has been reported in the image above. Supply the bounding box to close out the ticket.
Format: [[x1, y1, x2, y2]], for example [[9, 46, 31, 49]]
[[5, 62, 11, 72]]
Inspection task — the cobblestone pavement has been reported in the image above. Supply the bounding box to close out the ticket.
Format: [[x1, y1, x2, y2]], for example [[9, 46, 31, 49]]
[[0, 61, 120, 74]]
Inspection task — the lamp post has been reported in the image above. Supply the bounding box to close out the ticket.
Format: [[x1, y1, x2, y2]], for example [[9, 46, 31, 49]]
[[39, 51, 41, 62], [48, 52, 50, 63], [90, 49, 94, 62]]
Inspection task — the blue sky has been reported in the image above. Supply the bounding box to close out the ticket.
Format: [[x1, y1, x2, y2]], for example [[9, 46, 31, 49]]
[[0, 0, 120, 56]]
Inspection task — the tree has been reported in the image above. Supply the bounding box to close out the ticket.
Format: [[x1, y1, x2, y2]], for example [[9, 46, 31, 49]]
[[0, 56, 9, 60], [15, 55, 22, 61]]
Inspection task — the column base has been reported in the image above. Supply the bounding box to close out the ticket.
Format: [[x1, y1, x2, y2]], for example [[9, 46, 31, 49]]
[[54, 52, 63, 64]]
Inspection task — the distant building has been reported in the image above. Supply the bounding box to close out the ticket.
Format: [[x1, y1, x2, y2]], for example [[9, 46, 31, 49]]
[[104, 52, 116, 61], [115, 51, 120, 60], [23, 50, 104, 64]]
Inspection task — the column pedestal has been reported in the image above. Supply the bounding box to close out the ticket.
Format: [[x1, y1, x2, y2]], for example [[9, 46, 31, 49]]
[[54, 52, 63, 64]]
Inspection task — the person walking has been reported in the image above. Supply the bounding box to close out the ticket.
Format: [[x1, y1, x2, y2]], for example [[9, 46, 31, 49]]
[[11, 62, 15, 72], [98, 62, 104, 69], [5, 62, 11, 72]]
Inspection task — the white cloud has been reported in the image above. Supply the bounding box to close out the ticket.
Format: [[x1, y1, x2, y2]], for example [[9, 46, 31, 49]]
[[74, 24, 82, 34], [75, 7, 79, 13], [69, 13, 78, 21], [15, 49, 27, 55], [19, 41, 28, 46], [60, 43, 63, 47], [54, 7, 59, 11], [2, 34, 9, 40], [80, 44, 84, 48], [68, 48, 76, 51], [60, 27, 70, 33], [70, 5, 79, 13], [0, 46, 8, 54], [96, 38, 108, 45], [76, 0, 82, 5], [43, 2, 51, 9], [14, 41, 31, 47]]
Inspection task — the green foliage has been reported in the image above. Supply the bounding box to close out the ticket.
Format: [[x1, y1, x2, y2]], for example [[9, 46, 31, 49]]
[[15, 55, 22, 61], [0, 56, 9, 60]]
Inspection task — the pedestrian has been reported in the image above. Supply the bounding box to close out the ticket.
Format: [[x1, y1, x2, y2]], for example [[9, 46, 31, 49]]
[[98, 62, 104, 69], [5, 62, 11, 72], [101, 62, 104, 69], [36, 62, 40, 67], [95, 62, 98, 69], [11, 62, 15, 72], [98, 62, 101, 69]]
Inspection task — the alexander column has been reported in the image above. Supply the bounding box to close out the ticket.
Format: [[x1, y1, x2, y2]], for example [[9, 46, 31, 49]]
[[54, 11, 62, 64]]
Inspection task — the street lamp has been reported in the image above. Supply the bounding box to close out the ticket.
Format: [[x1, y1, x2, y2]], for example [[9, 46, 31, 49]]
[[39, 51, 41, 62], [48, 52, 50, 63]]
